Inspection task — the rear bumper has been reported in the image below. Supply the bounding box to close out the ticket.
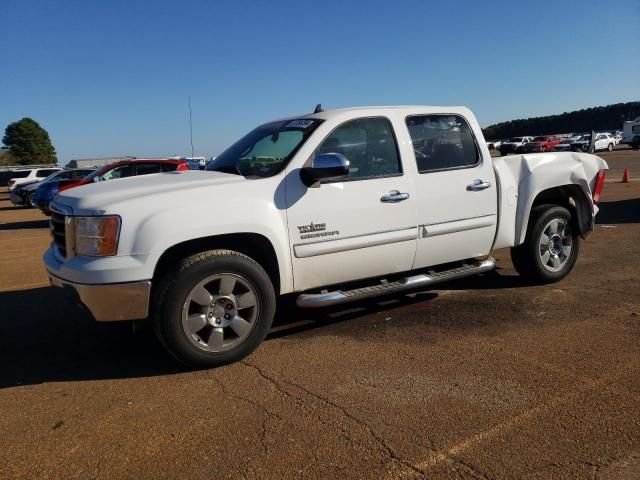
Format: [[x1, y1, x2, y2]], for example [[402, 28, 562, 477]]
[[48, 273, 151, 321]]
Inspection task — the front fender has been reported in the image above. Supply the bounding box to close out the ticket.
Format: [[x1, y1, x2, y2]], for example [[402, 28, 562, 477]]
[[126, 200, 292, 293]]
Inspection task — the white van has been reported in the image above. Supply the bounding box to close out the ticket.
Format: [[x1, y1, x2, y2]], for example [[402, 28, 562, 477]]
[[622, 117, 640, 148]]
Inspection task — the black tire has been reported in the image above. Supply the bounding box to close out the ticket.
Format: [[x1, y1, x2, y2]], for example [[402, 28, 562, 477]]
[[510, 205, 580, 283], [23, 192, 32, 208], [152, 249, 276, 368], [607, 143, 614, 152], [516, 146, 523, 153]]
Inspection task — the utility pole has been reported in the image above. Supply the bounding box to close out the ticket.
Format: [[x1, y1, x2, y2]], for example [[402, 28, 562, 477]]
[[188, 96, 194, 158]]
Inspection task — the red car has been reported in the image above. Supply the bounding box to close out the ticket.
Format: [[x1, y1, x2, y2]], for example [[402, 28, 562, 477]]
[[58, 158, 196, 193], [522, 136, 564, 153]]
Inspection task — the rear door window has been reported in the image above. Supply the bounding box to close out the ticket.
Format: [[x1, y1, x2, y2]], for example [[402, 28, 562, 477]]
[[100, 165, 133, 181], [405, 114, 480, 173], [134, 163, 163, 175], [70, 170, 92, 179], [162, 163, 180, 172], [56, 170, 76, 180], [37, 169, 60, 177]]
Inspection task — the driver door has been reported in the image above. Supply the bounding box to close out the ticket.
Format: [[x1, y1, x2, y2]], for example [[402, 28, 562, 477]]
[[285, 117, 417, 292]]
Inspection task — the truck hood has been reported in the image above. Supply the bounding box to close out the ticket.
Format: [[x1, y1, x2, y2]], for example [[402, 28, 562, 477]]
[[54, 170, 247, 213]]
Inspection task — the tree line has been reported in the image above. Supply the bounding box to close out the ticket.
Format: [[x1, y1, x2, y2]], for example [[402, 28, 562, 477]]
[[482, 101, 640, 140]]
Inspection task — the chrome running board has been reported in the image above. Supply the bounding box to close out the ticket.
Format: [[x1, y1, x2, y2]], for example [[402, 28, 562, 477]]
[[296, 258, 496, 308]]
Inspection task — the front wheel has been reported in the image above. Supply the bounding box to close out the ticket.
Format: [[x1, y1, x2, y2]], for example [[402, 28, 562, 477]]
[[152, 249, 276, 368], [510, 205, 580, 283], [23, 192, 33, 208], [607, 143, 614, 152]]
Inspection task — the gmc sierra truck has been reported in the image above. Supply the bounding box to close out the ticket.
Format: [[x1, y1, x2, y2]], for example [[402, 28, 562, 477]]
[[44, 106, 608, 367]]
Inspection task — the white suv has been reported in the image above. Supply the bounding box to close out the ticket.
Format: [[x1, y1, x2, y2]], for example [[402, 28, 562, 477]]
[[7, 167, 62, 191]]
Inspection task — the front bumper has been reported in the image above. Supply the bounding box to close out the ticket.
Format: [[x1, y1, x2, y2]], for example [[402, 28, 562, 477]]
[[9, 192, 24, 205], [48, 273, 151, 321]]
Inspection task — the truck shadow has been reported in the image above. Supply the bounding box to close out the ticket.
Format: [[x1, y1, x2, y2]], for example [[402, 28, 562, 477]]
[[0, 269, 546, 388], [0, 220, 50, 230], [0, 287, 185, 389], [596, 198, 640, 224], [0, 286, 441, 388], [0, 205, 26, 212]]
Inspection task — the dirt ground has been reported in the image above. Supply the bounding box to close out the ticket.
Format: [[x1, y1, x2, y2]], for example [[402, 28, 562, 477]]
[[0, 148, 639, 479]]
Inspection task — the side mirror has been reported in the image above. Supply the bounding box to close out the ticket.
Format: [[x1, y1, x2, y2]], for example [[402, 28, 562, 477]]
[[300, 153, 349, 187]]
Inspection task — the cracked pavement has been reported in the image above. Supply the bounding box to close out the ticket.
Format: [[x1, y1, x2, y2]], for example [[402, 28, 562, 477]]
[[0, 148, 639, 479]]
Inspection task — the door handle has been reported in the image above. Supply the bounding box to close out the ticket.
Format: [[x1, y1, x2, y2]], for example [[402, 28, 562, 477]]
[[380, 190, 410, 203], [466, 179, 492, 191]]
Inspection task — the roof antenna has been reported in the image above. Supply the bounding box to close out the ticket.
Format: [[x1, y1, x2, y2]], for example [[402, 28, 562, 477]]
[[313, 103, 323, 113]]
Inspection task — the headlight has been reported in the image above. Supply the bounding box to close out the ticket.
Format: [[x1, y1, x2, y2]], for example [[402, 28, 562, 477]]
[[74, 216, 121, 256]]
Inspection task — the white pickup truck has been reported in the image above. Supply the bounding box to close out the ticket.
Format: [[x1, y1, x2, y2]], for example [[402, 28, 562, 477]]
[[44, 106, 608, 367]]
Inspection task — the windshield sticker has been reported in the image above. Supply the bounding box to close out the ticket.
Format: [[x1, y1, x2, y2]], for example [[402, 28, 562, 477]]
[[285, 119, 315, 129]]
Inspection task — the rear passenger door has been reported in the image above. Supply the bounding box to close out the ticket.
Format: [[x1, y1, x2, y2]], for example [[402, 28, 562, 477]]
[[405, 114, 498, 268]]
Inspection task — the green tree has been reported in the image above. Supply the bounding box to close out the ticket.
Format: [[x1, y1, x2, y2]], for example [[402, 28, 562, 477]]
[[482, 101, 640, 140], [0, 148, 17, 166], [2, 118, 57, 165]]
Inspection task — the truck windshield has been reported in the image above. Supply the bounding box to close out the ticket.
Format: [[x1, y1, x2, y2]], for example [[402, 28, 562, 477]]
[[206, 119, 322, 178]]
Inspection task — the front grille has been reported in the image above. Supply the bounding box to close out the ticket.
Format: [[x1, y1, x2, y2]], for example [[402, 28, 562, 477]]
[[50, 210, 67, 258]]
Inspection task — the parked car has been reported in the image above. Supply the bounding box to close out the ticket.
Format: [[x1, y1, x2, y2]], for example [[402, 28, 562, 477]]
[[499, 136, 533, 155], [10, 169, 93, 207], [0, 170, 28, 188], [33, 159, 198, 215], [613, 131, 623, 144], [622, 117, 640, 149], [570, 133, 616, 152], [7, 167, 62, 191], [522, 136, 564, 153], [552, 138, 577, 152], [45, 105, 608, 368]]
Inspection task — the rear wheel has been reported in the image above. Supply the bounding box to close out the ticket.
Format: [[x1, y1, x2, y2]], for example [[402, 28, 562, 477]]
[[152, 249, 276, 368], [23, 192, 33, 208], [510, 205, 580, 283]]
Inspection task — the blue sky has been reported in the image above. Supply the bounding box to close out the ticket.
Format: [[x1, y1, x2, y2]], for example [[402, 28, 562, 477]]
[[1, 0, 638, 163]]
